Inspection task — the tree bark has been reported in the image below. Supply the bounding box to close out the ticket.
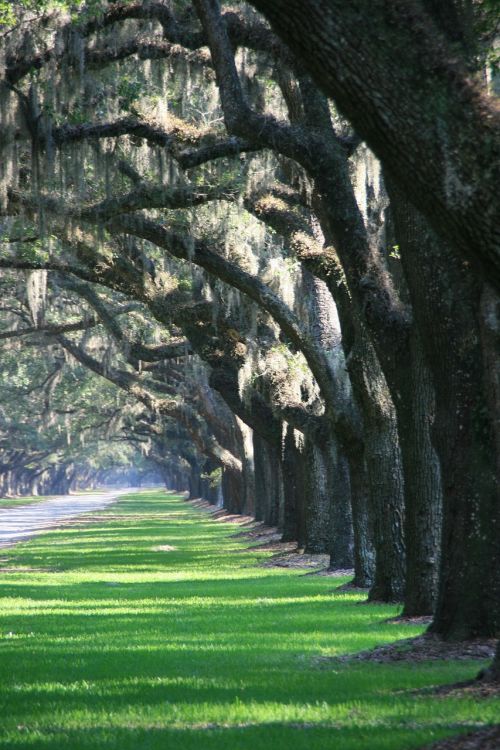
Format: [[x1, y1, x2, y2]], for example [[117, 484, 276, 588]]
[[348, 333, 406, 602], [248, 0, 500, 290], [303, 435, 334, 554], [395, 330, 442, 616], [221, 467, 244, 515], [329, 449, 354, 569], [390, 186, 500, 639], [302, 271, 354, 566], [188, 461, 202, 499], [347, 447, 375, 588], [253, 433, 284, 527], [282, 424, 307, 546]]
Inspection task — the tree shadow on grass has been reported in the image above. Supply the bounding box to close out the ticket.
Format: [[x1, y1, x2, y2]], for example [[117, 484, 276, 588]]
[[0, 722, 478, 750]]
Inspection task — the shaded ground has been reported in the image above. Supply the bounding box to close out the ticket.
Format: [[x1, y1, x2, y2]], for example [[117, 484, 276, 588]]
[[318, 634, 497, 666], [430, 679, 500, 700], [189, 498, 352, 575], [417, 725, 500, 750]]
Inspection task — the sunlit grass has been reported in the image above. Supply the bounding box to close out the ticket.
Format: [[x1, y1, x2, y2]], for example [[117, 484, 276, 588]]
[[0, 491, 497, 749]]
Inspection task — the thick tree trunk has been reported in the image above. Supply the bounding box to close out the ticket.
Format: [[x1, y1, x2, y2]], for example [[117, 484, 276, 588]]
[[282, 424, 307, 546], [346, 448, 375, 588], [28, 472, 39, 496], [303, 436, 333, 554], [315, 138, 439, 612], [480, 285, 500, 482], [221, 468, 244, 515], [253, 433, 283, 527], [390, 188, 500, 640], [299, 134, 409, 601], [302, 433, 354, 561], [329, 450, 354, 569], [302, 272, 354, 565], [49, 465, 73, 495], [188, 463, 202, 499], [235, 417, 256, 516], [248, 0, 500, 290], [200, 459, 222, 505], [394, 331, 442, 616], [158, 466, 171, 490], [348, 334, 406, 602], [171, 470, 181, 492]]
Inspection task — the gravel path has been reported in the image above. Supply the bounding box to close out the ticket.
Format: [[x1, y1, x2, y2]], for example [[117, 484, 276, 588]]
[[0, 489, 132, 548]]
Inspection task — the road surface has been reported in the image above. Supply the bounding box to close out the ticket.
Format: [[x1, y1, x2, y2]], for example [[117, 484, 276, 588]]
[[0, 489, 132, 548]]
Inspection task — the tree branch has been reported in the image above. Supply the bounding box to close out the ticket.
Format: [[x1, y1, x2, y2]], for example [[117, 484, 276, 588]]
[[108, 212, 340, 416], [58, 335, 242, 474]]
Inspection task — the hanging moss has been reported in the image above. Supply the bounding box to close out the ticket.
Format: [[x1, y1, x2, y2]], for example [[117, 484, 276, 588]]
[[26, 269, 48, 327]]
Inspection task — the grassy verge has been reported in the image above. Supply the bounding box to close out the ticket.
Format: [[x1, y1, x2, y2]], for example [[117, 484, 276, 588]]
[[0, 490, 497, 749]]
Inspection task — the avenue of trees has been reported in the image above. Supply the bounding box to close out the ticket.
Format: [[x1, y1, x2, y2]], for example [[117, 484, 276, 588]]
[[0, 0, 498, 680]]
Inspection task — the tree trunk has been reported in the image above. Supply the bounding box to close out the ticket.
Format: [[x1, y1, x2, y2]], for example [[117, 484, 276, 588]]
[[200, 459, 222, 505], [482, 642, 500, 682], [303, 435, 332, 554], [248, 0, 500, 291], [221, 468, 244, 514], [235, 417, 256, 516], [346, 447, 375, 587], [390, 187, 500, 640], [282, 424, 307, 545], [315, 138, 440, 612], [394, 330, 442, 616], [329, 450, 354, 569], [253, 433, 283, 527], [348, 333, 406, 602], [480, 284, 500, 483], [188, 463, 202, 499], [302, 272, 354, 565]]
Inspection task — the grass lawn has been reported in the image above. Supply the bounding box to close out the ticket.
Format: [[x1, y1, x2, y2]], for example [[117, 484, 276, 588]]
[[0, 490, 497, 749]]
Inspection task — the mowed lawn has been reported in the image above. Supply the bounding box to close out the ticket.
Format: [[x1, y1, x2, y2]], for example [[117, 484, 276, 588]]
[[0, 491, 497, 750]]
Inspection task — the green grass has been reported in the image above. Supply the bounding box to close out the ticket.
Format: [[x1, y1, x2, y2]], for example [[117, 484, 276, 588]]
[[0, 491, 497, 749]]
